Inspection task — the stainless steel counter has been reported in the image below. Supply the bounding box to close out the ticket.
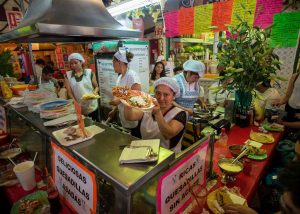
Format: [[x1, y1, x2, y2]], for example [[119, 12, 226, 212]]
[[71, 125, 174, 194], [2, 99, 175, 212]]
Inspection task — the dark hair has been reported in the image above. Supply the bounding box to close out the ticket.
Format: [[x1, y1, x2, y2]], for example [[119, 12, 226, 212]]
[[42, 65, 54, 75], [36, 59, 45, 66], [47, 61, 54, 68], [58, 80, 64, 88], [173, 66, 183, 74], [113, 51, 134, 64], [126, 51, 134, 63], [279, 161, 300, 209], [151, 62, 166, 81]]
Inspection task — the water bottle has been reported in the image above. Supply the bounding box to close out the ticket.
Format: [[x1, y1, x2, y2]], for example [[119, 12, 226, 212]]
[[215, 128, 228, 158]]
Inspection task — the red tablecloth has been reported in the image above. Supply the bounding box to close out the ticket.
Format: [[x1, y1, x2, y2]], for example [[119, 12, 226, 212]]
[[212, 125, 283, 203]]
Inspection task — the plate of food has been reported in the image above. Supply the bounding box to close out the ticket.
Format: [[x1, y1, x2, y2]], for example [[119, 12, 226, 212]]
[[10, 190, 50, 214], [262, 122, 284, 132], [40, 100, 69, 111], [207, 187, 247, 214], [247, 145, 267, 160], [250, 131, 275, 144], [81, 93, 101, 100], [0, 148, 22, 159], [52, 125, 104, 146], [121, 93, 154, 112]]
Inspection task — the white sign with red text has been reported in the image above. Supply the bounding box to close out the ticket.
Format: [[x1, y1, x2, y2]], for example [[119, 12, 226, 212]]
[[157, 140, 209, 214], [52, 143, 97, 214]]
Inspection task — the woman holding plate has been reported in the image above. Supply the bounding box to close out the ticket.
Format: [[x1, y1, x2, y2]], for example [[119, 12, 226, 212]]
[[109, 50, 141, 131], [123, 77, 187, 154], [64, 53, 100, 121]]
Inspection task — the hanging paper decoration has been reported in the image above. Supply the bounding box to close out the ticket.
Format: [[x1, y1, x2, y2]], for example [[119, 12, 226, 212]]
[[254, 0, 283, 29], [164, 11, 179, 38], [270, 11, 300, 48], [231, 0, 257, 26], [178, 7, 194, 35], [194, 4, 213, 34], [212, 0, 233, 32]]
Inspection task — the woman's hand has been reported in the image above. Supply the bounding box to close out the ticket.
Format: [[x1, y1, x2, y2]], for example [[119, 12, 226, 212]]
[[273, 97, 285, 107], [108, 108, 117, 119], [200, 101, 207, 110], [109, 98, 121, 106], [223, 204, 258, 214], [152, 98, 161, 115], [93, 88, 99, 95], [187, 108, 193, 116]]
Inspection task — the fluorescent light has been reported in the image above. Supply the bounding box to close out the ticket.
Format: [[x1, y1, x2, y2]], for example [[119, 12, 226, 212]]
[[107, 0, 160, 17]]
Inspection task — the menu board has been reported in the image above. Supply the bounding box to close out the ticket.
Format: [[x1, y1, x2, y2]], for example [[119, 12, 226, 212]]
[[96, 41, 149, 108], [96, 59, 118, 107], [123, 41, 150, 93]]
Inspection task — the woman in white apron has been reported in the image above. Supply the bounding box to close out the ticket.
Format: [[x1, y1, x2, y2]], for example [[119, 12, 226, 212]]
[[109, 50, 141, 131], [64, 53, 100, 121], [123, 77, 187, 154], [173, 60, 206, 116], [39, 65, 58, 95]]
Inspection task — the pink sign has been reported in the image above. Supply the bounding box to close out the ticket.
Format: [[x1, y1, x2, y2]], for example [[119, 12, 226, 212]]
[[157, 140, 209, 214], [164, 11, 179, 38], [5, 11, 23, 30], [254, 0, 283, 29]]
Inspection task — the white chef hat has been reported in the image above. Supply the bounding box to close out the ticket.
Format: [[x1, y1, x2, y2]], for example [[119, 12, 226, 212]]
[[183, 60, 205, 77], [68, 53, 85, 63], [154, 77, 180, 98], [114, 50, 128, 64]]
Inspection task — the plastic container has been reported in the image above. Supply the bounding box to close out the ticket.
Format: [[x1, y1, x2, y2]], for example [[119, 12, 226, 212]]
[[13, 161, 36, 191], [215, 128, 228, 158], [11, 84, 37, 96]]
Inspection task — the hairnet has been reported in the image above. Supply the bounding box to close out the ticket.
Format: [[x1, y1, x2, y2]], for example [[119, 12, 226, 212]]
[[154, 77, 180, 98], [68, 53, 85, 63], [183, 60, 205, 77], [114, 50, 128, 63]]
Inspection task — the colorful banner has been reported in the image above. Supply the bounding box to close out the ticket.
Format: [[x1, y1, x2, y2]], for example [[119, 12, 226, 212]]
[[270, 11, 300, 47], [52, 143, 97, 214], [212, 0, 233, 32], [178, 7, 194, 35], [194, 4, 213, 34], [231, 0, 257, 26], [157, 140, 209, 214], [254, 0, 283, 29], [164, 11, 179, 37]]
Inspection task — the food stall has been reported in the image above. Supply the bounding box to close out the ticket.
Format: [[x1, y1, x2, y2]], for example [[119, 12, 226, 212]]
[[1, 0, 299, 213], [1, 97, 213, 213]]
